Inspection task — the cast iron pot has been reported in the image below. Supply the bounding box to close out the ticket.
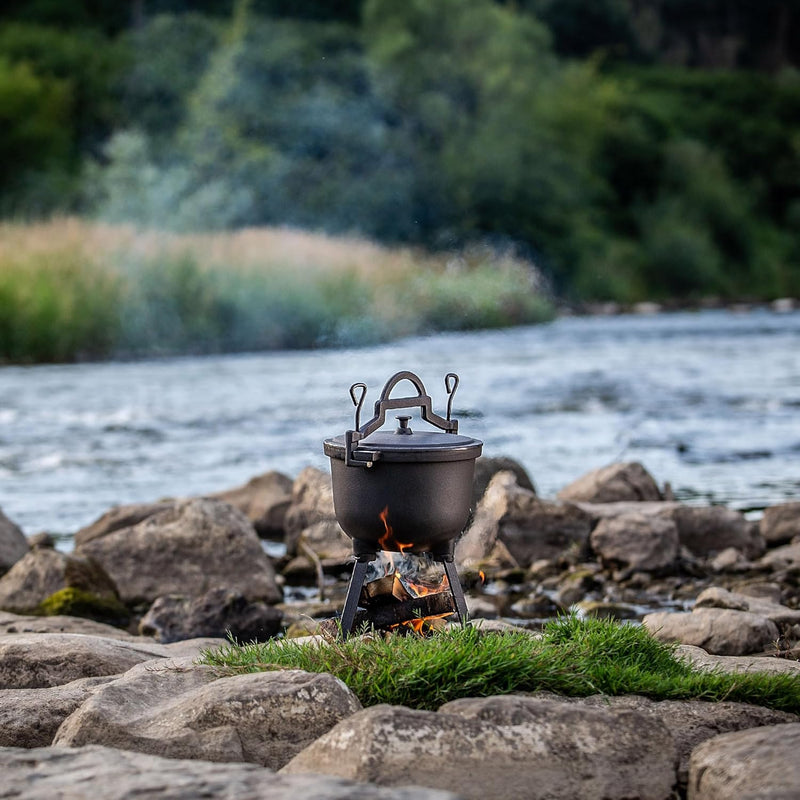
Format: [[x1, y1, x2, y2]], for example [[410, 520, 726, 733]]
[[323, 370, 483, 556]]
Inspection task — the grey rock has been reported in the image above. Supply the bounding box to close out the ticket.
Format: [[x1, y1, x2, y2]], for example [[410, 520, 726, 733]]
[[688, 723, 800, 800], [74, 500, 176, 547], [575, 500, 682, 521], [283, 467, 338, 556], [760, 501, 800, 546], [139, 587, 282, 643], [557, 462, 662, 503], [472, 455, 535, 508], [759, 540, 800, 571], [283, 698, 676, 800], [0, 611, 138, 639], [643, 608, 780, 656], [0, 632, 223, 689], [76, 498, 282, 605], [456, 471, 591, 570], [208, 471, 293, 539], [54, 660, 362, 769], [676, 644, 800, 675], [0, 745, 459, 800], [0, 508, 28, 576], [672, 505, 764, 559], [0, 548, 121, 614], [590, 512, 680, 574], [566, 694, 798, 793], [694, 586, 800, 627], [0, 676, 113, 748]]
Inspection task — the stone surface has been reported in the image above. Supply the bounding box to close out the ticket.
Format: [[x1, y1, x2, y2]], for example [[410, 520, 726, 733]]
[[0, 633, 224, 689], [676, 644, 800, 675], [590, 512, 680, 574], [74, 500, 176, 547], [760, 501, 800, 546], [283, 467, 338, 556], [759, 540, 800, 571], [139, 588, 283, 643], [0, 508, 28, 576], [54, 659, 361, 769], [0, 676, 113, 747], [0, 548, 121, 615], [0, 745, 459, 800], [694, 586, 800, 627], [688, 723, 800, 800], [557, 462, 662, 503], [208, 471, 293, 539], [643, 608, 780, 656], [471, 455, 536, 508], [283, 697, 676, 800], [672, 506, 764, 558], [0, 611, 138, 639], [456, 471, 591, 570], [76, 498, 282, 605], [567, 693, 799, 792]]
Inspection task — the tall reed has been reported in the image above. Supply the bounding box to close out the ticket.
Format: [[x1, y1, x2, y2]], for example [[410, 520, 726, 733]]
[[0, 218, 553, 363]]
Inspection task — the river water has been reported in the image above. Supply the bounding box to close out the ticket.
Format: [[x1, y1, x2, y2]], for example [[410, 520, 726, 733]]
[[2, 308, 800, 548]]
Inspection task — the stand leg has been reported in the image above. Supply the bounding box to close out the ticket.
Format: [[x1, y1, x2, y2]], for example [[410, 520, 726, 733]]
[[441, 558, 470, 627], [339, 559, 371, 640]]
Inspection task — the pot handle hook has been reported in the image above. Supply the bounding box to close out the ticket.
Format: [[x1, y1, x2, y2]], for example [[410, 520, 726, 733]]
[[349, 382, 367, 431], [445, 373, 459, 422]]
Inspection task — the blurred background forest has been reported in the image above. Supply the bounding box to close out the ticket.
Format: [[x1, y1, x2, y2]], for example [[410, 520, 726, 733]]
[[1, 0, 800, 362]]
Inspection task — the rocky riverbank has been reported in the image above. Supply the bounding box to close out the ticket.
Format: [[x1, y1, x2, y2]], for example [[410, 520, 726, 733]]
[[1, 459, 800, 799]]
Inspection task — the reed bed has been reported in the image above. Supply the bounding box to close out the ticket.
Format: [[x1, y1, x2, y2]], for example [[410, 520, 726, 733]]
[[0, 218, 552, 363]]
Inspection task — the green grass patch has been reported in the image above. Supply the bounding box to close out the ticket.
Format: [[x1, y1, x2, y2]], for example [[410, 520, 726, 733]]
[[199, 615, 800, 713]]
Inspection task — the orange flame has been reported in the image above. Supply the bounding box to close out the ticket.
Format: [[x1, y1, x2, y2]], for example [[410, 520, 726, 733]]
[[479, 570, 486, 585], [378, 506, 414, 554]]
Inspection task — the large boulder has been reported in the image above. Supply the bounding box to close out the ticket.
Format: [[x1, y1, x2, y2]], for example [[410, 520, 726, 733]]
[[54, 659, 362, 769], [208, 471, 293, 539], [0, 548, 126, 625], [456, 471, 591, 570], [282, 697, 676, 800], [282, 467, 341, 557], [139, 587, 282, 643], [643, 608, 780, 656], [0, 508, 28, 576], [0, 611, 138, 639], [0, 745, 458, 800], [0, 632, 223, 689], [688, 724, 800, 800], [76, 498, 282, 606], [0, 676, 113, 747], [759, 540, 800, 572], [590, 512, 680, 574], [471, 455, 536, 508], [760, 501, 800, 546], [671, 506, 764, 558], [557, 462, 662, 503], [74, 500, 175, 548]]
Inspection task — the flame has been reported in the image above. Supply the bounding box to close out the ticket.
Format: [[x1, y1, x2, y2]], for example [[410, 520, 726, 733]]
[[394, 613, 452, 635], [479, 570, 486, 585]]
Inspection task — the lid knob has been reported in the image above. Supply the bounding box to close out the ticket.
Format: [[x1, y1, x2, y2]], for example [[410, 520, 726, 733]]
[[395, 415, 413, 435]]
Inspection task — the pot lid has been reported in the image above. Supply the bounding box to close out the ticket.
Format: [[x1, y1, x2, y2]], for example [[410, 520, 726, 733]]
[[324, 416, 482, 464], [322, 370, 483, 466]]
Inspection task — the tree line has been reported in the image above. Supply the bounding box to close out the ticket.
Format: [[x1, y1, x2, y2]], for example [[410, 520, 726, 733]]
[[1, 0, 799, 302]]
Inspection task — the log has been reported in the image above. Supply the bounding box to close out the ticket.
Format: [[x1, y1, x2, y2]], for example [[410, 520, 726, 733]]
[[352, 591, 454, 629]]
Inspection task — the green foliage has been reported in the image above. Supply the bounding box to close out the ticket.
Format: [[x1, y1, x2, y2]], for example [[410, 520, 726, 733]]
[[0, 248, 121, 363], [201, 616, 800, 713]]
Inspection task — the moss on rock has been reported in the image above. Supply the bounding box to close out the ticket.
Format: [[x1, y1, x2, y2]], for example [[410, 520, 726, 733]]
[[35, 587, 130, 628]]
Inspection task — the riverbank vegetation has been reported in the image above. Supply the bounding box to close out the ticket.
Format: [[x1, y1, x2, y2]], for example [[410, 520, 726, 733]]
[[1, 0, 799, 362], [201, 616, 800, 713], [0, 218, 550, 362]]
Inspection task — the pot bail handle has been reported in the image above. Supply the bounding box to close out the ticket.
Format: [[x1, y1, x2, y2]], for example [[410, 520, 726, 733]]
[[445, 373, 459, 421]]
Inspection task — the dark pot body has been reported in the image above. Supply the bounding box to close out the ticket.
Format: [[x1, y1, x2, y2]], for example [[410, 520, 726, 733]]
[[329, 457, 476, 555]]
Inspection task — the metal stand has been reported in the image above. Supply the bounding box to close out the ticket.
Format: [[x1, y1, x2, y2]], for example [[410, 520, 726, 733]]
[[338, 548, 470, 639]]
